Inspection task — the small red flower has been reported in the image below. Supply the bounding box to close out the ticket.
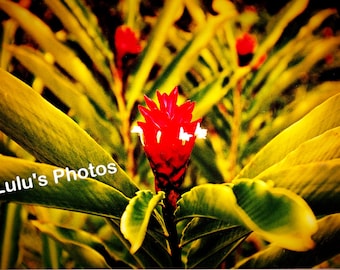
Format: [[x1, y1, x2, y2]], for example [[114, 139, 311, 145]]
[[322, 27, 335, 65], [114, 25, 142, 72], [235, 32, 266, 68], [132, 87, 207, 209], [236, 32, 256, 56], [322, 27, 333, 38]]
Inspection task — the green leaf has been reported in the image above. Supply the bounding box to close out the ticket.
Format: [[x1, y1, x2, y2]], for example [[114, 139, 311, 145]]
[[249, 8, 337, 97], [238, 93, 340, 179], [176, 183, 240, 223], [234, 214, 340, 268], [107, 218, 172, 268], [61, 0, 113, 62], [259, 127, 340, 172], [184, 224, 248, 268], [41, 234, 62, 269], [191, 71, 231, 120], [145, 10, 238, 102], [245, 8, 339, 123], [244, 81, 340, 155], [126, 0, 184, 110], [98, 221, 144, 268], [0, 203, 22, 268], [191, 140, 225, 183], [0, 69, 138, 197], [0, 0, 114, 118], [254, 126, 340, 215], [0, 159, 169, 268], [180, 218, 249, 248], [0, 156, 129, 219], [248, 36, 340, 120], [44, 0, 113, 84], [256, 159, 340, 215], [32, 221, 114, 268], [176, 180, 318, 251], [180, 218, 250, 268], [0, 19, 18, 70], [121, 190, 165, 254], [232, 179, 317, 251], [7, 45, 122, 152], [252, 0, 309, 65]]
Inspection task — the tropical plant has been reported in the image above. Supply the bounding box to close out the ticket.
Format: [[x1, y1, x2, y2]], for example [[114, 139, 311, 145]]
[[0, 0, 339, 268]]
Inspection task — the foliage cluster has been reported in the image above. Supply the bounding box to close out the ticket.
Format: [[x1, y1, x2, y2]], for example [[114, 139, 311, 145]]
[[0, 0, 339, 268]]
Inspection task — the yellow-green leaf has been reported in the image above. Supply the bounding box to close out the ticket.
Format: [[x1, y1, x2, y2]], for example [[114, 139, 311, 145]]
[[258, 127, 340, 173], [0, 0, 114, 118], [32, 221, 113, 268], [121, 190, 165, 254], [176, 180, 318, 251], [256, 159, 340, 215], [239, 93, 340, 179], [44, 0, 113, 83], [126, 0, 184, 110], [0, 203, 22, 269], [235, 214, 340, 268], [0, 69, 138, 197], [0, 156, 129, 219], [7, 45, 122, 152], [232, 179, 317, 251]]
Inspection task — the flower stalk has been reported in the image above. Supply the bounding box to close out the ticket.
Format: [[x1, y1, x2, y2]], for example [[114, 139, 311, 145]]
[[228, 80, 243, 181]]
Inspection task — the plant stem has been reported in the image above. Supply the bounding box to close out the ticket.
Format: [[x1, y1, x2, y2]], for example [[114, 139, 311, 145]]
[[228, 80, 242, 181], [163, 196, 182, 267], [111, 64, 135, 177]]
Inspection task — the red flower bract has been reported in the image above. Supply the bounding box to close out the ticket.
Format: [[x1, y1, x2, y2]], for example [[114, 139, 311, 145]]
[[132, 86, 207, 209], [114, 25, 142, 70]]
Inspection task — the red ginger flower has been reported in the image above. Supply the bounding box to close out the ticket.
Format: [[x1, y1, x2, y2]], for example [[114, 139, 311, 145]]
[[114, 25, 142, 71], [236, 32, 256, 56], [236, 32, 267, 69], [236, 32, 257, 67], [132, 87, 207, 209]]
